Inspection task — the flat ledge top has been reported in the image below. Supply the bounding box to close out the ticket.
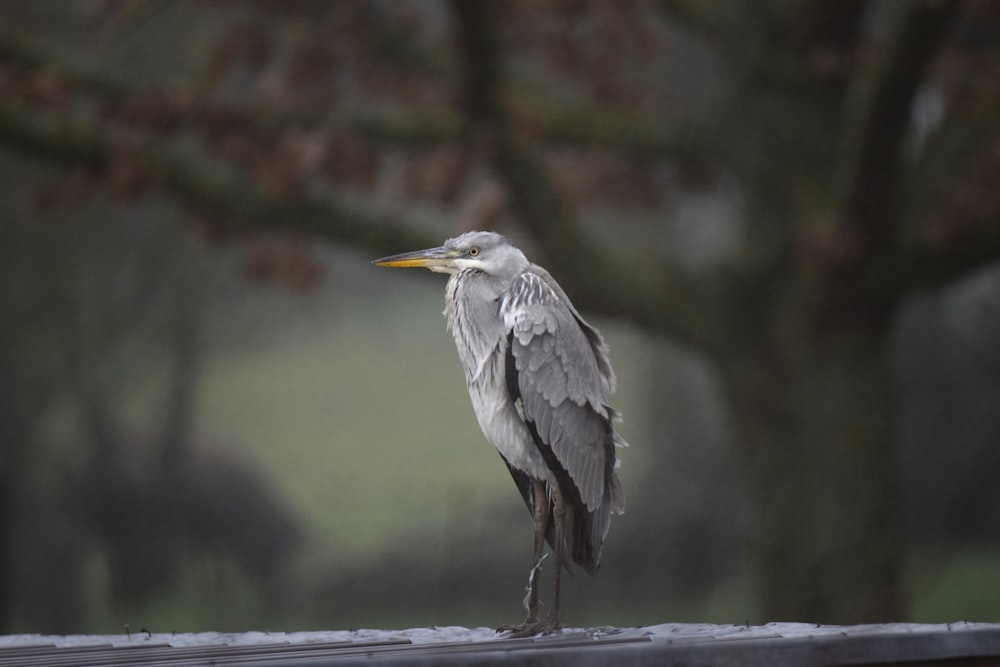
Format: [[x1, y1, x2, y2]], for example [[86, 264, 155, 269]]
[[2, 621, 998, 666]]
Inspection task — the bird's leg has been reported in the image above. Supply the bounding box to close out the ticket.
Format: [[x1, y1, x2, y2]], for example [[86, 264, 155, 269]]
[[526, 479, 548, 623], [547, 484, 566, 630], [498, 480, 551, 638]]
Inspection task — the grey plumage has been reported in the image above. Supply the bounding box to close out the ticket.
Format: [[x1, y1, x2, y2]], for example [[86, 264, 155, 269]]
[[373, 230, 625, 633]]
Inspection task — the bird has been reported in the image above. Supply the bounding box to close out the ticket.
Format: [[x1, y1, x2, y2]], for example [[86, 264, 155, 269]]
[[372, 230, 626, 636]]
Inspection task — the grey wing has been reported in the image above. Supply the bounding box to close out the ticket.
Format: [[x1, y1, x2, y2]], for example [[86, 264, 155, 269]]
[[502, 268, 624, 516]]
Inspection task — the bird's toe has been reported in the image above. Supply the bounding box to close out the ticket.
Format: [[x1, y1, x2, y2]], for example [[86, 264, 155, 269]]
[[496, 617, 561, 638]]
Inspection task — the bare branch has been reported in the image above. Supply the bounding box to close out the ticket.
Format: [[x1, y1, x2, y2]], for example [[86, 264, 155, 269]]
[[0, 99, 438, 257], [867, 227, 1000, 301], [0, 16, 703, 160], [449, 0, 726, 354], [833, 1, 959, 259]]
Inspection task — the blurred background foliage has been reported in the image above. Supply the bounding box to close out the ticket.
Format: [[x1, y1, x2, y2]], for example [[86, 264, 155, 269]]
[[1, 0, 999, 634]]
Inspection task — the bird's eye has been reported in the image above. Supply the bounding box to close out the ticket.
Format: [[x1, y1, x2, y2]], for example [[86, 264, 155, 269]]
[[468, 247, 480, 257]]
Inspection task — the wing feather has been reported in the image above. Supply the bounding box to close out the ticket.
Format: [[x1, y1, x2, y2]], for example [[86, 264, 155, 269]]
[[502, 266, 624, 525]]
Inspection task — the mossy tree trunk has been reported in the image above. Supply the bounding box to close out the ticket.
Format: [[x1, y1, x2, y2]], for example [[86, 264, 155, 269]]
[[727, 329, 902, 622]]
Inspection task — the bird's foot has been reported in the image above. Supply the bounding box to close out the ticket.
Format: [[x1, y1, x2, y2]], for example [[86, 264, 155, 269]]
[[496, 616, 561, 638]]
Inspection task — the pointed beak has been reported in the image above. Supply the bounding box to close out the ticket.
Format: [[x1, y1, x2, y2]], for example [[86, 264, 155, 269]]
[[372, 246, 457, 269]]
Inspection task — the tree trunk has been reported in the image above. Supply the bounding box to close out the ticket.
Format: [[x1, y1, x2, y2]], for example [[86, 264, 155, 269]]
[[728, 331, 904, 623], [0, 359, 31, 632], [0, 471, 11, 632]]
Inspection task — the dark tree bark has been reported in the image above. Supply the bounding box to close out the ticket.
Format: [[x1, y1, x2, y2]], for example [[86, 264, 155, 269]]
[[727, 336, 902, 621]]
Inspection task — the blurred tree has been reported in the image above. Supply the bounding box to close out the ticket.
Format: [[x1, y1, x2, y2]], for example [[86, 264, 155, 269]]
[[0, 203, 61, 630], [0, 177, 300, 630], [0, 0, 999, 626]]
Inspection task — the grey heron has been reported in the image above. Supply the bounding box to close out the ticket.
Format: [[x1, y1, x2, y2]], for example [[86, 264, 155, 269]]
[[373, 231, 625, 635]]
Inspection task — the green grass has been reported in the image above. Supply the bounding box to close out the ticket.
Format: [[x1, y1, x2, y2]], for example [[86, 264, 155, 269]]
[[197, 270, 531, 567], [908, 548, 1000, 623]]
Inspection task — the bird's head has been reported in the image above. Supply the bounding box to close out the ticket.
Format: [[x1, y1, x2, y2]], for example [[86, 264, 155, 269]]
[[372, 231, 527, 279]]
